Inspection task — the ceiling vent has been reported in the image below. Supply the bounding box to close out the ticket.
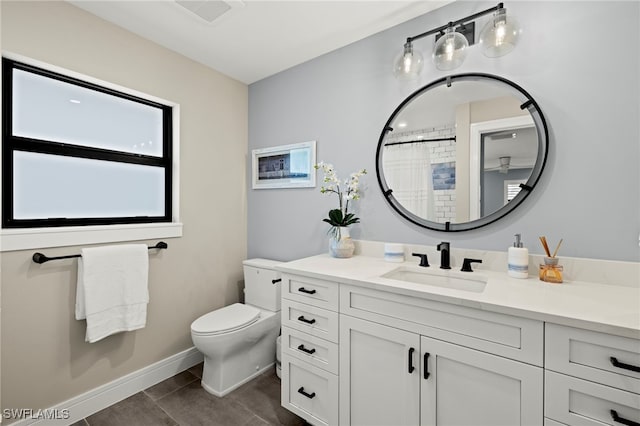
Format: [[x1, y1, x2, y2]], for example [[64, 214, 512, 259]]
[[175, 0, 243, 24]]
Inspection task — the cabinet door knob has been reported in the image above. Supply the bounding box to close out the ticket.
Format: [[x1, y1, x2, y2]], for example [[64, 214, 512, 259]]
[[298, 287, 317, 294], [424, 352, 431, 380], [610, 357, 640, 373], [298, 387, 316, 399], [272, 278, 282, 284], [297, 315, 316, 325], [611, 409, 640, 426], [408, 347, 416, 373]]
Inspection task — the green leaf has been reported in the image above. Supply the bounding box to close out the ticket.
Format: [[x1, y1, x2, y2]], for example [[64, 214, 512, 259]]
[[322, 208, 360, 228]]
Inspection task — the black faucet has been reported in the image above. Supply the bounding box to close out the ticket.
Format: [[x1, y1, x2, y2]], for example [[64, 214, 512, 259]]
[[412, 253, 430, 267], [461, 258, 482, 272], [437, 242, 451, 269]]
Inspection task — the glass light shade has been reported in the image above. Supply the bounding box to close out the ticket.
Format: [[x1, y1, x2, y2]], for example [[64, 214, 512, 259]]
[[393, 41, 424, 79], [432, 27, 468, 71], [479, 8, 521, 57]]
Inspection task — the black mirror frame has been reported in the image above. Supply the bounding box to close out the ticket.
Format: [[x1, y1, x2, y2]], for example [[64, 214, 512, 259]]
[[376, 73, 549, 232]]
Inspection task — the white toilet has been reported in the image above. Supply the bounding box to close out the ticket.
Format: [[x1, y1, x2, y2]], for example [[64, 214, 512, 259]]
[[191, 258, 282, 397]]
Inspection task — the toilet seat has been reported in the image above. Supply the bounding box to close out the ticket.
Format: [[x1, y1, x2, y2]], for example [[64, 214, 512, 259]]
[[191, 303, 260, 336]]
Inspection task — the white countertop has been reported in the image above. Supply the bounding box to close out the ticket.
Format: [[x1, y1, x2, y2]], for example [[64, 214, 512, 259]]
[[276, 254, 640, 339]]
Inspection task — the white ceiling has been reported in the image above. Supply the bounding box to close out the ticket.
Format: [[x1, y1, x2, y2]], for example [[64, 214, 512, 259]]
[[67, 0, 452, 84]]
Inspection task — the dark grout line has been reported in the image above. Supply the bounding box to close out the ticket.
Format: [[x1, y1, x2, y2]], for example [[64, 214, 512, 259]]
[[142, 375, 200, 403]]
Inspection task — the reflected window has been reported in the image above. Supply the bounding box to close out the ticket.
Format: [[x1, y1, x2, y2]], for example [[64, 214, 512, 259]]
[[505, 180, 525, 203], [2, 58, 173, 228]]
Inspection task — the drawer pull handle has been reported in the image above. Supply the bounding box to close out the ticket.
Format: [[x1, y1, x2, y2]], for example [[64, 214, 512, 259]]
[[611, 409, 640, 426], [297, 315, 316, 325], [298, 387, 316, 399], [610, 357, 640, 373], [298, 344, 316, 355], [408, 347, 415, 373], [272, 278, 282, 284], [298, 287, 317, 294], [424, 352, 431, 380]]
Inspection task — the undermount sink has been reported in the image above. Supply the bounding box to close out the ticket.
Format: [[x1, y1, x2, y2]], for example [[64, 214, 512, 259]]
[[381, 266, 488, 293]]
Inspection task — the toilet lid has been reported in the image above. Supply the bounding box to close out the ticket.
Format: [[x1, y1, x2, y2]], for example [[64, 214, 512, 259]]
[[191, 303, 260, 335]]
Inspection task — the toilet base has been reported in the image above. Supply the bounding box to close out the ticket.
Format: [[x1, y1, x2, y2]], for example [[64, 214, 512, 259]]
[[194, 310, 280, 397], [201, 362, 275, 397]]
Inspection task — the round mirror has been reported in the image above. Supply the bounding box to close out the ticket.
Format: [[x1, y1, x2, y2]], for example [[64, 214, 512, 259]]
[[376, 73, 548, 231]]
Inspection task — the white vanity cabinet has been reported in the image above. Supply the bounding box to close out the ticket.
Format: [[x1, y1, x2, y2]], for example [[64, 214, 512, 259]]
[[339, 284, 543, 426], [339, 314, 421, 426], [420, 336, 542, 426], [544, 323, 640, 426], [278, 262, 639, 426], [280, 274, 340, 426]]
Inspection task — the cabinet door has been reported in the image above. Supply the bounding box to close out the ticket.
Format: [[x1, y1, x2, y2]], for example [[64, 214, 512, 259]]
[[340, 315, 421, 426], [421, 336, 543, 426]]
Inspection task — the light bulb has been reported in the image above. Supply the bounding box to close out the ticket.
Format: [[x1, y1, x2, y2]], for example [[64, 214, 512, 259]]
[[479, 7, 521, 58], [433, 27, 468, 71], [393, 41, 424, 80]]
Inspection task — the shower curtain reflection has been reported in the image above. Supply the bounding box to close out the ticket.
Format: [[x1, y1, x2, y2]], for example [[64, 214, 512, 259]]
[[383, 143, 435, 219]]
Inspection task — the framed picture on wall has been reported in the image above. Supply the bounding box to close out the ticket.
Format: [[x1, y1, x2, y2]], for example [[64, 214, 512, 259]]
[[251, 141, 316, 189]]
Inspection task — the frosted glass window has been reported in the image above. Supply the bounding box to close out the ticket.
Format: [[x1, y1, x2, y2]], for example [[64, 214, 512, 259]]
[[12, 69, 164, 157], [2, 58, 173, 228], [13, 152, 165, 220]]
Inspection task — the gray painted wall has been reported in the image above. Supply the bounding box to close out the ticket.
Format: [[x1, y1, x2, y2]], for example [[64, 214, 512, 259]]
[[248, 1, 639, 263]]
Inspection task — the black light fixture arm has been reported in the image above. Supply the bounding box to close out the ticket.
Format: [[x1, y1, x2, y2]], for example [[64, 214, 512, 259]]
[[405, 2, 504, 45]]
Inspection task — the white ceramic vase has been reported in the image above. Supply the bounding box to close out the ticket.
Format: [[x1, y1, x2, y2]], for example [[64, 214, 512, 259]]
[[329, 226, 355, 258]]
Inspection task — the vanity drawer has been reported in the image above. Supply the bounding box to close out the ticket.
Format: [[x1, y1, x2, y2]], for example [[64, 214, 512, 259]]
[[282, 326, 339, 375], [340, 284, 543, 365], [282, 273, 339, 311], [546, 323, 640, 394], [281, 354, 338, 426], [545, 370, 640, 426], [282, 298, 339, 343]]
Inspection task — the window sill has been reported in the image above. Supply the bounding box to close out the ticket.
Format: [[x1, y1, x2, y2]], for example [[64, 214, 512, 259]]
[[0, 222, 183, 252]]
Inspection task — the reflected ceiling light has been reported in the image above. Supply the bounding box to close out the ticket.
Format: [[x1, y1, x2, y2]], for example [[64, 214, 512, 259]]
[[479, 6, 521, 57], [499, 156, 511, 174], [393, 2, 519, 79]]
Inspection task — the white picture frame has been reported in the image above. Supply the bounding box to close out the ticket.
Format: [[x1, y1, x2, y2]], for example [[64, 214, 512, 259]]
[[252, 141, 316, 189]]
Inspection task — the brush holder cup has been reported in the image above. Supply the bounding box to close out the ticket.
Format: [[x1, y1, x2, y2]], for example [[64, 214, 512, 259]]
[[539, 257, 563, 283]]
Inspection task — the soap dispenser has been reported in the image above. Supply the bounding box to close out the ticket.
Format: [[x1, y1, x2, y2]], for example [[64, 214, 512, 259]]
[[508, 234, 529, 279]]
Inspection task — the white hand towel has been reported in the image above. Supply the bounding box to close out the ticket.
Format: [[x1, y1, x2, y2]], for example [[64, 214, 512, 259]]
[[75, 244, 149, 343]]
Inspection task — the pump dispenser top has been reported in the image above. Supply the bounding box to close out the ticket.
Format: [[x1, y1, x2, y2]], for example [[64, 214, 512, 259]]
[[508, 233, 529, 278], [514, 233, 523, 248]]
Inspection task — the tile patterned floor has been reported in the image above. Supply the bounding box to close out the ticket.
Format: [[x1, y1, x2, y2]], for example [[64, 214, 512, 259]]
[[71, 364, 306, 426]]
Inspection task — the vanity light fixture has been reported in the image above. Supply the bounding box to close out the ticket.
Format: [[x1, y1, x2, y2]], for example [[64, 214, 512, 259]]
[[393, 2, 520, 78], [479, 6, 521, 57], [433, 25, 469, 71]]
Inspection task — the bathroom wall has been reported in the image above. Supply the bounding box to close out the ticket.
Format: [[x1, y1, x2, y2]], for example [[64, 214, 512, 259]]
[[248, 1, 640, 262], [1, 0, 247, 416]]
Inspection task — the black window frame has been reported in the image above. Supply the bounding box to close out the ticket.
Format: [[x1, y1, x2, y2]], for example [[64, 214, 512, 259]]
[[2, 58, 173, 229]]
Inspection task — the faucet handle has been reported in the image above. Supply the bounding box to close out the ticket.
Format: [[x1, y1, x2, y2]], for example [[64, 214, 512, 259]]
[[412, 253, 430, 267], [461, 258, 482, 272]]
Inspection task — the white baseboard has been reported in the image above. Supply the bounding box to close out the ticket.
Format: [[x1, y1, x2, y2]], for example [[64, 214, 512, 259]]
[[8, 347, 203, 426]]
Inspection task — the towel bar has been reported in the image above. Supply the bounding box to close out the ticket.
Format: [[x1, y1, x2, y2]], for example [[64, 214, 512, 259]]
[[32, 242, 168, 264]]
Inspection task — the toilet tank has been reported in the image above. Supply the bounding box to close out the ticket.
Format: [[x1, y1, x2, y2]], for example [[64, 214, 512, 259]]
[[242, 258, 282, 311]]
